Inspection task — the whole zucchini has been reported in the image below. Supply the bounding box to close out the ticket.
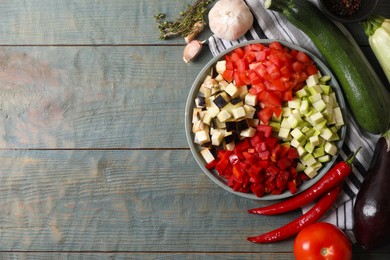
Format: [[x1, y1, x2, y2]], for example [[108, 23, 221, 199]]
[[264, 0, 390, 135]]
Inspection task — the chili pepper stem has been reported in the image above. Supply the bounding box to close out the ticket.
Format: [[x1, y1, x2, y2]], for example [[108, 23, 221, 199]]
[[346, 146, 361, 165]]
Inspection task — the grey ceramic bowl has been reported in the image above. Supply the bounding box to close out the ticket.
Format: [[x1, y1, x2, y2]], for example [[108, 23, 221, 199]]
[[318, 0, 379, 23], [185, 40, 346, 200]]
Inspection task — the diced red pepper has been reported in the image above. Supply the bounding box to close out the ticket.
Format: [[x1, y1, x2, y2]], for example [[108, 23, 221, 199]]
[[258, 107, 273, 125]]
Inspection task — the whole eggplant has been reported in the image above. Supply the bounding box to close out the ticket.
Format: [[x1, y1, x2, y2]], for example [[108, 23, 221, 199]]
[[353, 131, 390, 250]]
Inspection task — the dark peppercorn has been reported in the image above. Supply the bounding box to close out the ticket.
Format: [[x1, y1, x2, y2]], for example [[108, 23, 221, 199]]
[[324, 0, 362, 16]]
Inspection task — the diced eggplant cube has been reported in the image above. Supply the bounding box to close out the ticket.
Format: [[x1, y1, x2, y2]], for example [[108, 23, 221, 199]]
[[231, 97, 242, 105], [224, 132, 239, 144], [236, 119, 249, 132], [224, 134, 235, 144], [225, 121, 237, 132], [213, 94, 228, 108], [200, 148, 215, 164], [195, 96, 206, 108]]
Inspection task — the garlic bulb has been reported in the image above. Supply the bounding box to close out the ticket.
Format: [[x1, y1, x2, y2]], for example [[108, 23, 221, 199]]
[[208, 0, 253, 41]]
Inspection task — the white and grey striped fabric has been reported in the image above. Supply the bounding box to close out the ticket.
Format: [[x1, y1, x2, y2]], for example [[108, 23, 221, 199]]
[[207, 0, 380, 242]]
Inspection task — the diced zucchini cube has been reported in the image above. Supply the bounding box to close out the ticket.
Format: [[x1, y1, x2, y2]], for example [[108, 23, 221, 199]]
[[313, 99, 327, 112], [269, 121, 281, 132], [318, 155, 331, 163], [305, 142, 315, 154], [310, 112, 324, 125], [278, 127, 291, 140], [271, 112, 282, 122], [302, 153, 316, 166], [320, 128, 333, 141], [312, 161, 323, 170], [281, 108, 292, 118], [287, 113, 302, 128], [296, 88, 308, 98], [314, 119, 328, 130], [280, 118, 291, 129], [296, 162, 306, 172], [329, 132, 340, 141], [313, 146, 325, 158], [309, 93, 322, 103], [320, 84, 331, 95], [290, 138, 302, 148], [297, 146, 307, 157], [304, 166, 318, 178], [290, 128, 305, 142], [309, 135, 320, 147], [333, 107, 345, 126], [306, 74, 319, 87], [288, 97, 301, 109], [324, 141, 338, 156], [319, 75, 331, 83], [299, 100, 310, 114], [308, 85, 323, 96]]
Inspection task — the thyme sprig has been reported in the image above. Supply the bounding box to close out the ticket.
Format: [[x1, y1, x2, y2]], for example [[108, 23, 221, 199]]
[[154, 0, 215, 40]]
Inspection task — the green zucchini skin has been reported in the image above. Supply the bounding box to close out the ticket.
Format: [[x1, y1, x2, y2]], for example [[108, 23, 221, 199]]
[[264, 0, 390, 135]]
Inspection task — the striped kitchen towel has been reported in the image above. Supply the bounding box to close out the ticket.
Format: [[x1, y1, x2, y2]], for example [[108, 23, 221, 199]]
[[207, 0, 380, 242]]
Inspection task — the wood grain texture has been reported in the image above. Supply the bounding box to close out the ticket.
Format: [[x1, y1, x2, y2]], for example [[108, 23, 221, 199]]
[[0, 0, 388, 257], [0, 0, 200, 45], [0, 149, 299, 252], [0, 0, 386, 46], [0, 46, 212, 149], [0, 253, 298, 260]]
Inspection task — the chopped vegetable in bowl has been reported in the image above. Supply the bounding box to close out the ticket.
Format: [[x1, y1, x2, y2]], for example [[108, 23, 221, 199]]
[[185, 40, 346, 200]]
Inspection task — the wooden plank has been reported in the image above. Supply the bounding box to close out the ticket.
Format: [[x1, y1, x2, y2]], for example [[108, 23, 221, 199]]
[[0, 0, 210, 45], [0, 149, 300, 252], [1, 252, 390, 259], [0, 46, 212, 149], [0, 0, 387, 46], [0, 253, 298, 259]]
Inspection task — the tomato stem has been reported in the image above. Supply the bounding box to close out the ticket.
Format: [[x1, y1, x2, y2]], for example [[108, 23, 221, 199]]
[[320, 247, 328, 256]]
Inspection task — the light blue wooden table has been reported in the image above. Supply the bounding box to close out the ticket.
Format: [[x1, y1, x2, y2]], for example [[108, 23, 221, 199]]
[[0, 0, 388, 259]]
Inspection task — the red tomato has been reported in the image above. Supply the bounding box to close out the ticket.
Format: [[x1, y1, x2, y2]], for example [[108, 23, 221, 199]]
[[294, 222, 352, 260]]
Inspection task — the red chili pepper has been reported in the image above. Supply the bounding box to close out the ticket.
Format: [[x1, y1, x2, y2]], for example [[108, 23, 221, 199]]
[[247, 184, 342, 243], [248, 148, 360, 215]]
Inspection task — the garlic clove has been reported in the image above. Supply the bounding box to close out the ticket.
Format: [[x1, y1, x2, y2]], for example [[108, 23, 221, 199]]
[[183, 40, 203, 63], [184, 21, 205, 43]]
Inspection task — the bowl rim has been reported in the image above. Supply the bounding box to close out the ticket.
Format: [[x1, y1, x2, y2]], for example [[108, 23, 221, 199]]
[[185, 39, 347, 200], [318, 0, 379, 23]]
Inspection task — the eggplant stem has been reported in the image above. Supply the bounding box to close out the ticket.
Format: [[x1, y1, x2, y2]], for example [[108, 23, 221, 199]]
[[382, 129, 390, 152]]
